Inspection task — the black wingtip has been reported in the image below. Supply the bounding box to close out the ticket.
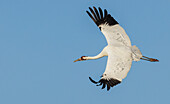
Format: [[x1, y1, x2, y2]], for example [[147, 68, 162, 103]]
[[86, 7, 118, 26], [89, 77, 98, 84], [98, 7, 103, 20], [102, 83, 106, 89], [89, 77, 121, 91], [104, 9, 108, 18], [107, 82, 110, 91]]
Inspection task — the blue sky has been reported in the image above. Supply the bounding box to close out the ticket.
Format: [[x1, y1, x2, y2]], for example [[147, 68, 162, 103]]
[[0, 0, 170, 104]]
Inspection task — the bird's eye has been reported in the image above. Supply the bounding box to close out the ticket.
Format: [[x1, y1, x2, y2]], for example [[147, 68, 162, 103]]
[[81, 56, 86, 60]]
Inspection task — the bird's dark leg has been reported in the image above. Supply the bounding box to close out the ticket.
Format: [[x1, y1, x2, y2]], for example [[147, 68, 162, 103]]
[[141, 56, 159, 62]]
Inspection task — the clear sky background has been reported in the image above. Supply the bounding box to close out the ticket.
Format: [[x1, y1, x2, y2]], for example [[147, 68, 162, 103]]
[[0, 0, 170, 104]]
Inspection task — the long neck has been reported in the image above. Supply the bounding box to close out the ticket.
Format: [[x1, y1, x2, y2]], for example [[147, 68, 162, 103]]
[[85, 47, 108, 60], [86, 55, 104, 60]]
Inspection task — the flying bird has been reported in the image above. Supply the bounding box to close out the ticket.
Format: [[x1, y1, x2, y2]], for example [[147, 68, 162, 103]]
[[74, 7, 159, 91]]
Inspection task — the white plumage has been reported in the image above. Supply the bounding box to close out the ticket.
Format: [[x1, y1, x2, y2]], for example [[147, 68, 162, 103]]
[[100, 24, 131, 46], [74, 7, 159, 91]]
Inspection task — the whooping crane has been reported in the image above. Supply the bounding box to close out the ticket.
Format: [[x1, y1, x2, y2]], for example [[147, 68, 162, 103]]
[[74, 7, 159, 91]]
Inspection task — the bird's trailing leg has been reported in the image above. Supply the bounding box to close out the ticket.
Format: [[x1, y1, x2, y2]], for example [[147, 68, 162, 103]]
[[141, 56, 159, 62]]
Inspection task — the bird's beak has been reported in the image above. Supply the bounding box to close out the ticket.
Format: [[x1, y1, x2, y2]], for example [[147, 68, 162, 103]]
[[74, 58, 81, 62]]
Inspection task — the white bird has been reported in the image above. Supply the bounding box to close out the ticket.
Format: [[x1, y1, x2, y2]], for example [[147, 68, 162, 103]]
[[74, 7, 159, 91]]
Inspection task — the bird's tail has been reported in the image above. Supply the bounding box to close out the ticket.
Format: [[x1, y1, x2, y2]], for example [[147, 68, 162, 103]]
[[141, 56, 159, 62]]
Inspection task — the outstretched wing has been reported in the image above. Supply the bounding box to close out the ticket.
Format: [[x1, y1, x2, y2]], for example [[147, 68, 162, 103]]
[[86, 7, 131, 46], [89, 48, 132, 91]]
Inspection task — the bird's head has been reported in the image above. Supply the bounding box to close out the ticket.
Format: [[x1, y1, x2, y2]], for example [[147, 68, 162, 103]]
[[74, 56, 87, 62]]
